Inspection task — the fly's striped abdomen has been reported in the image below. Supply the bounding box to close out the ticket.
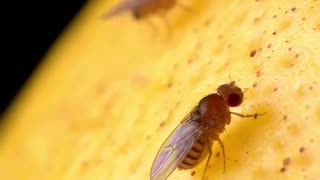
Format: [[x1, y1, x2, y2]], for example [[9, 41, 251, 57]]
[[178, 135, 209, 169]]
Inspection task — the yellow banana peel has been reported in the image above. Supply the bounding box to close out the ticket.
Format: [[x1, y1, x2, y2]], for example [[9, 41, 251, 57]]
[[1, 0, 320, 179]]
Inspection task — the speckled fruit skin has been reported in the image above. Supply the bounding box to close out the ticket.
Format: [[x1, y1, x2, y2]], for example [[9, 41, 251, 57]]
[[0, 0, 320, 180]]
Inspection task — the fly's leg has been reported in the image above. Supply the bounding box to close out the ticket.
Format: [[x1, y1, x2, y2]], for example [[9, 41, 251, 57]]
[[202, 137, 213, 180], [205, 132, 226, 175], [230, 112, 266, 119], [215, 136, 226, 173]]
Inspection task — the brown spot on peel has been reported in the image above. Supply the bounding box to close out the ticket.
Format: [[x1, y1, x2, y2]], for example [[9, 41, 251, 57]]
[[250, 50, 257, 57], [283, 157, 290, 166]]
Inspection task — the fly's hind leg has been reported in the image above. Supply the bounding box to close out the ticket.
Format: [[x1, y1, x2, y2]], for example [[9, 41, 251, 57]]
[[230, 112, 266, 119], [202, 137, 213, 180], [215, 135, 226, 173], [204, 133, 226, 177]]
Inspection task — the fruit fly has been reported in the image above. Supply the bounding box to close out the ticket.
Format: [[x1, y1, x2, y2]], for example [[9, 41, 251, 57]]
[[150, 81, 265, 180], [102, 0, 177, 19]]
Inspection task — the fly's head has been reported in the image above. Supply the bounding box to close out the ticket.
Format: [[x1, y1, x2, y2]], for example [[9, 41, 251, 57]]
[[217, 81, 243, 107]]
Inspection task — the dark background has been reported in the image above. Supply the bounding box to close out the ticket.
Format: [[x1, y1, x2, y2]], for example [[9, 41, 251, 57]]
[[1, 0, 87, 117]]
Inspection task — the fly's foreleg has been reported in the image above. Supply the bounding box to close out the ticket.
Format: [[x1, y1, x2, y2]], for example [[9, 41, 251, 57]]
[[230, 112, 266, 119]]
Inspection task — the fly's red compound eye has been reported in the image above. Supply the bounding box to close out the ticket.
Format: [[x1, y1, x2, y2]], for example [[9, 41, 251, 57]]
[[225, 92, 243, 107], [217, 81, 243, 107]]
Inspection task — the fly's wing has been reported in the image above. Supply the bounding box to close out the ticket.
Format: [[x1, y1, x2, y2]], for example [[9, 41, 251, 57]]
[[102, 0, 152, 18], [150, 121, 203, 180]]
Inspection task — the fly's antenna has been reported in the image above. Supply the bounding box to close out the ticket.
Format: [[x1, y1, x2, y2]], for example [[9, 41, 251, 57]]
[[228, 74, 235, 84]]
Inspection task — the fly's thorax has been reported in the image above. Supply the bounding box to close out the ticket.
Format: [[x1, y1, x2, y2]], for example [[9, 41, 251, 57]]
[[208, 114, 231, 134], [198, 112, 231, 135], [197, 94, 230, 120], [196, 93, 232, 134]]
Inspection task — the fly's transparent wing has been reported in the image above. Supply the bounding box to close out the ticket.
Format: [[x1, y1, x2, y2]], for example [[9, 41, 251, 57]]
[[150, 121, 203, 180]]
